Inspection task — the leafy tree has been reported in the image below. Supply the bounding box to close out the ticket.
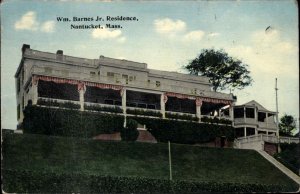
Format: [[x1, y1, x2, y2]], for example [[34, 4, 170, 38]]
[[279, 114, 296, 136], [121, 119, 139, 141], [184, 49, 252, 91]]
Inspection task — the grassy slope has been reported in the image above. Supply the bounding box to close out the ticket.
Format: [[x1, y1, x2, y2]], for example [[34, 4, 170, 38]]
[[2, 133, 297, 188]]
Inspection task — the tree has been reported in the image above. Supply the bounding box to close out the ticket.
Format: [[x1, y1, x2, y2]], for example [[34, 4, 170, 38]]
[[120, 119, 139, 141], [279, 114, 296, 136], [184, 49, 252, 92]]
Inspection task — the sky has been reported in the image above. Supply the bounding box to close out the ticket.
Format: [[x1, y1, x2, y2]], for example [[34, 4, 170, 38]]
[[1, 0, 299, 130]]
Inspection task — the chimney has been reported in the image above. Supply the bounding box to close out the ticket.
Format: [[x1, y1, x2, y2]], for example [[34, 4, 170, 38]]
[[22, 44, 30, 54], [56, 50, 63, 60], [56, 50, 63, 55]]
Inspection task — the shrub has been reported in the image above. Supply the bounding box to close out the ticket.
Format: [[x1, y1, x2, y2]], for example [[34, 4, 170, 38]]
[[23, 106, 124, 138], [84, 104, 123, 113], [3, 169, 297, 193], [128, 116, 234, 144], [201, 116, 232, 125], [165, 112, 198, 121], [120, 119, 139, 141], [127, 108, 162, 118], [37, 98, 80, 109]]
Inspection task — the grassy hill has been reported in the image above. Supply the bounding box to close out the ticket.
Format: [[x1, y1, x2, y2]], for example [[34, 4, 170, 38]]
[[2, 132, 299, 192]]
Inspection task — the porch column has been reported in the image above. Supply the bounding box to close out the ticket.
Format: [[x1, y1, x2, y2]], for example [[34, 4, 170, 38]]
[[266, 113, 268, 127], [196, 98, 202, 122], [78, 82, 86, 111], [161, 93, 167, 119], [243, 106, 246, 123], [244, 127, 247, 137], [121, 88, 127, 127], [229, 103, 234, 127], [32, 78, 38, 105]]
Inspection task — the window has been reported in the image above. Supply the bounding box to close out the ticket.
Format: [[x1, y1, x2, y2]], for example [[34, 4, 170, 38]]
[[191, 88, 197, 94], [114, 101, 122, 106], [147, 104, 156, 109], [129, 76, 136, 81], [17, 104, 20, 120], [258, 112, 266, 122], [122, 74, 128, 79], [17, 77, 21, 93], [156, 81, 161, 87], [104, 99, 114, 105], [246, 108, 255, 118], [107, 72, 114, 77], [90, 71, 96, 75], [137, 103, 147, 108], [234, 108, 244, 118], [22, 96, 25, 109]]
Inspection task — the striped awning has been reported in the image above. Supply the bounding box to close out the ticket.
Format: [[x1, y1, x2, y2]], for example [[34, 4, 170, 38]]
[[32, 75, 123, 91]]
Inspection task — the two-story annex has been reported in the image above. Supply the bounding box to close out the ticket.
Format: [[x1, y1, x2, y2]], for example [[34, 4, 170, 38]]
[[15, 44, 278, 137]]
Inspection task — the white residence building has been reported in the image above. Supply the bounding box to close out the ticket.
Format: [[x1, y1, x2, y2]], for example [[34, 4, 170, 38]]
[[233, 100, 278, 137], [15, 44, 236, 127]]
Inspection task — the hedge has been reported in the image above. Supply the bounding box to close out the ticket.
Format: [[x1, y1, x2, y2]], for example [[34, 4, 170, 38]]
[[128, 116, 235, 144], [127, 108, 162, 118], [23, 106, 233, 143], [274, 143, 300, 174], [37, 98, 80, 109], [165, 112, 198, 121], [84, 104, 123, 113], [23, 105, 124, 137], [201, 116, 232, 125], [3, 169, 297, 193]]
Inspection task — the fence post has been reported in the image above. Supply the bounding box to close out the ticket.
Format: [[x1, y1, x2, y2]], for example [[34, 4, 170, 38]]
[[168, 141, 172, 181]]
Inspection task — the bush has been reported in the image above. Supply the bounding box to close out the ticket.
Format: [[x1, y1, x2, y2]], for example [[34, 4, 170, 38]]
[[3, 169, 297, 193], [165, 112, 198, 121], [120, 119, 139, 141], [127, 108, 162, 118], [84, 104, 123, 113], [201, 116, 232, 125], [128, 116, 234, 144], [23, 106, 124, 138], [37, 98, 80, 109], [274, 143, 300, 174]]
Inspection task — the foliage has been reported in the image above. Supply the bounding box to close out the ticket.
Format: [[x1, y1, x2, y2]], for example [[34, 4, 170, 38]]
[[3, 133, 298, 193], [279, 114, 296, 136], [274, 143, 300, 174], [84, 104, 123, 113], [127, 108, 162, 118], [23, 105, 124, 137], [128, 116, 235, 143], [120, 119, 139, 141], [165, 112, 198, 121], [201, 116, 232, 125], [3, 169, 297, 193], [184, 49, 252, 91], [37, 98, 80, 109]]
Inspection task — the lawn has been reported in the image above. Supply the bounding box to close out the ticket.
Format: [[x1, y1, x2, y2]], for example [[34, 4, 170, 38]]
[[2, 132, 299, 192]]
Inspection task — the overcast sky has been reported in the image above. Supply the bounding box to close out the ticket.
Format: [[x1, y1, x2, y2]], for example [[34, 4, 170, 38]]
[[1, 0, 299, 130]]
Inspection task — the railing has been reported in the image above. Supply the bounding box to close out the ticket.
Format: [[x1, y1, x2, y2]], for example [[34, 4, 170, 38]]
[[38, 97, 80, 105], [235, 134, 300, 145], [36, 97, 234, 124]]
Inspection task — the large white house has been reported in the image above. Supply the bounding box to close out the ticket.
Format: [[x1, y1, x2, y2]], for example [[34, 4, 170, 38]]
[[233, 100, 278, 137], [15, 44, 236, 127]]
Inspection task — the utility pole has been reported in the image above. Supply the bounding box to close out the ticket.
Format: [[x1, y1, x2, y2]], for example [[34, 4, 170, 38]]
[[275, 78, 280, 152], [168, 141, 173, 181]]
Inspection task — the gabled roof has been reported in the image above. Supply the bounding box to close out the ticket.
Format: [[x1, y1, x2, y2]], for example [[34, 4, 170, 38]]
[[239, 100, 274, 112]]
